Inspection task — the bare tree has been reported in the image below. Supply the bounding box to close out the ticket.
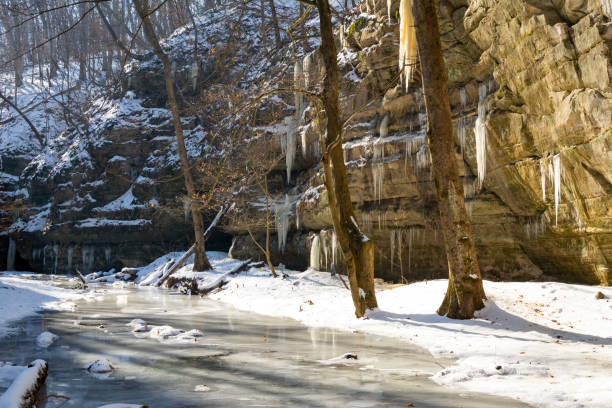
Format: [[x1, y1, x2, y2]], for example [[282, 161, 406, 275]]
[[412, 0, 486, 318], [313, 0, 377, 318], [133, 0, 212, 271]]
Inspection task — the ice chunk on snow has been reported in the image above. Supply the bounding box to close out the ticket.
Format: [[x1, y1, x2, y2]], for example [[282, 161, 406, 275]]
[[84, 359, 114, 373], [194, 384, 211, 392], [127, 319, 147, 327], [182, 329, 204, 337], [149, 325, 183, 339], [36, 331, 58, 348]]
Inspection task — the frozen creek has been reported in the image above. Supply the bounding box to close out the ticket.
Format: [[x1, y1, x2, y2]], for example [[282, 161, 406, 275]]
[[1, 275, 528, 407]]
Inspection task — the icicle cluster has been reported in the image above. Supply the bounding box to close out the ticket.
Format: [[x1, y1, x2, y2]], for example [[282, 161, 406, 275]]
[[105, 247, 112, 264], [399, 0, 417, 92], [386, 0, 393, 24], [474, 83, 488, 190], [372, 116, 389, 202], [275, 195, 291, 253], [525, 214, 547, 239]]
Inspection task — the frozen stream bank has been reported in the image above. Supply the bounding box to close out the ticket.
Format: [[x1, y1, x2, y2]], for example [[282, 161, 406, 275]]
[[0, 275, 528, 407]]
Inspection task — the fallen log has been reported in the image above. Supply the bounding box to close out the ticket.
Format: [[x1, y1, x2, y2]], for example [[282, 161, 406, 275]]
[[74, 268, 88, 289], [156, 205, 227, 287], [0, 360, 48, 408], [199, 259, 252, 295]]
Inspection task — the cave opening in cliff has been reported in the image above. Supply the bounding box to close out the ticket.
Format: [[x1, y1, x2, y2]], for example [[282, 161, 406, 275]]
[[12, 249, 34, 272], [206, 230, 233, 252]]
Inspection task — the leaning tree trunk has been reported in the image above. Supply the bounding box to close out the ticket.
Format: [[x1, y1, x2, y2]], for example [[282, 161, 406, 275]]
[[412, 0, 486, 319], [316, 0, 377, 318], [134, 0, 211, 271]]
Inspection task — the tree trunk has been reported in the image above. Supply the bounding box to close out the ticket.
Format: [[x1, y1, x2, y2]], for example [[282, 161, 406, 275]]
[[134, 0, 212, 271], [268, 0, 281, 49], [412, 0, 486, 319], [315, 0, 377, 318]]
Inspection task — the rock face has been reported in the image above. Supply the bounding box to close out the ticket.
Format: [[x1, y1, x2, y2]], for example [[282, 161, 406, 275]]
[[232, 0, 612, 286], [1, 1, 610, 286]]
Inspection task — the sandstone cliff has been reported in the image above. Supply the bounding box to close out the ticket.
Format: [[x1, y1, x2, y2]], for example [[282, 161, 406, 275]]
[[1, 0, 610, 285]]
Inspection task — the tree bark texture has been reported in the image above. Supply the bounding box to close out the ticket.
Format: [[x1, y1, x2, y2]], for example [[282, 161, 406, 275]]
[[316, 0, 377, 318], [412, 0, 486, 319]]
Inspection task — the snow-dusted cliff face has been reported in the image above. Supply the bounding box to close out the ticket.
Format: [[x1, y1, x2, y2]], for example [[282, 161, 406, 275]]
[[2, 0, 611, 285]]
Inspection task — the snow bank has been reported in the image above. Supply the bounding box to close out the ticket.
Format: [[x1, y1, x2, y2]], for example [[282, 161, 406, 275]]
[[133, 251, 612, 408], [0, 274, 88, 338]]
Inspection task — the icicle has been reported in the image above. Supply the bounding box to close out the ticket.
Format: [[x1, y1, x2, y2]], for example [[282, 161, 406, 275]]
[[387, 0, 392, 23], [82, 246, 94, 273], [303, 53, 312, 90], [407, 228, 414, 283], [275, 194, 291, 253], [380, 114, 389, 138], [294, 61, 304, 121], [310, 234, 321, 270], [415, 144, 431, 176], [331, 230, 337, 266], [105, 247, 112, 264], [554, 154, 561, 226], [540, 158, 546, 201], [397, 230, 403, 282], [399, 0, 417, 92], [463, 178, 475, 219], [53, 244, 59, 274], [190, 61, 198, 92], [390, 230, 396, 275], [603, 0, 612, 17], [372, 117, 389, 202], [295, 201, 301, 230], [322, 231, 329, 269], [7, 238, 16, 271], [475, 83, 488, 190], [183, 197, 190, 223], [339, 24, 346, 49], [67, 246, 73, 272], [286, 121, 296, 182], [457, 89, 468, 156]]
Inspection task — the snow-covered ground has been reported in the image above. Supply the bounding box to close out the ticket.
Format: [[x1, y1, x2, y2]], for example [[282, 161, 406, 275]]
[[2, 252, 611, 408], [0, 273, 89, 338], [135, 251, 612, 408]]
